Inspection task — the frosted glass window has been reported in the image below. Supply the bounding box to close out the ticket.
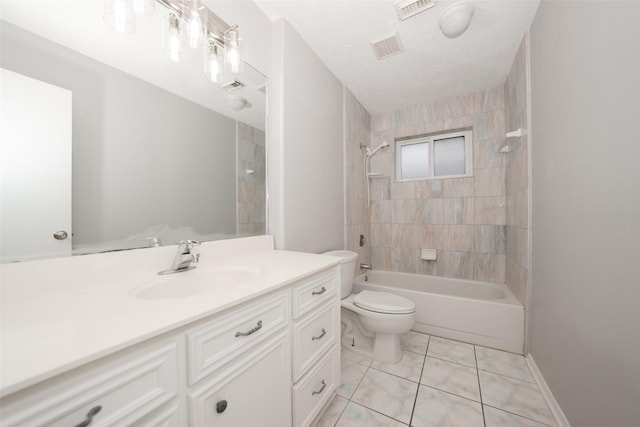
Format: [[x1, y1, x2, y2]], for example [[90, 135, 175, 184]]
[[400, 142, 429, 180], [434, 136, 466, 176]]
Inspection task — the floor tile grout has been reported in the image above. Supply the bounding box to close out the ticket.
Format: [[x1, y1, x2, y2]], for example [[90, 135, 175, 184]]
[[329, 333, 549, 427]]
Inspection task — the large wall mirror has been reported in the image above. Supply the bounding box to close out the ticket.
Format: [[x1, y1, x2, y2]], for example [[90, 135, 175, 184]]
[[0, 1, 267, 263]]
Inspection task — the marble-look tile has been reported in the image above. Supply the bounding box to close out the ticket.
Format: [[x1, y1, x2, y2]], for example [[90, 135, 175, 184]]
[[479, 371, 555, 426], [392, 200, 416, 224], [474, 167, 506, 197], [484, 405, 555, 427], [475, 196, 506, 225], [391, 224, 418, 249], [475, 346, 534, 383], [371, 224, 392, 247], [421, 357, 480, 402], [443, 177, 474, 198], [315, 395, 349, 427], [390, 181, 416, 200], [335, 402, 408, 427], [390, 247, 419, 274], [342, 348, 373, 367], [438, 251, 474, 280], [474, 110, 506, 140], [473, 253, 505, 283], [416, 179, 443, 199], [371, 246, 392, 271], [427, 336, 476, 367], [371, 200, 393, 224], [371, 177, 391, 201], [400, 331, 430, 354], [416, 199, 444, 224], [336, 359, 368, 399], [474, 139, 507, 169], [371, 350, 425, 383], [443, 197, 474, 225], [411, 385, 484, 427], [474, 225, 506, 254], [351, 369, 417, 424], [418, 224, 444, 249], [475, 86, 505, 113], [443, 225, 474, 252]]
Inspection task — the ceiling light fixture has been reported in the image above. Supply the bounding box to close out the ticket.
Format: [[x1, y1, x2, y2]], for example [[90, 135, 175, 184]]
[[103, 0, 136, 34], [439, 2, 475, 38]]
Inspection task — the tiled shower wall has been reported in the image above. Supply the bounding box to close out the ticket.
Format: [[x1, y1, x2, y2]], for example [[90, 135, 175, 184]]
[[237, 122, 266, 236], [366, 88, 508, 282], [504, 36, 530, 309], [344, 89, 372, 267]]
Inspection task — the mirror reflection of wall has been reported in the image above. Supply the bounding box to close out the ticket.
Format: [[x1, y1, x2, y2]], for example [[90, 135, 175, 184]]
[[0, 6, 266, 262]]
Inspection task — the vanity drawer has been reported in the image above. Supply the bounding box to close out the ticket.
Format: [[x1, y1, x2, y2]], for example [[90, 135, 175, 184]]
[[292, 302, 339, 381], [293, 345, 339, 427], [291, 268, 338, 319], [0, 339, 179, 427], [186, 289, 290, 386]]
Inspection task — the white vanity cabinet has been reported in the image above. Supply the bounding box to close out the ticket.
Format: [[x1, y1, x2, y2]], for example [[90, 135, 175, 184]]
[[0, 337, 181, 427], [185, 289, 292, 427], [291, 269, 341, 427], [0, 262, 341, 427]]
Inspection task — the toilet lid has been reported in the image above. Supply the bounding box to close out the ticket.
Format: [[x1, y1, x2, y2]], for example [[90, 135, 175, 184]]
[[353, 291, 415, 314]]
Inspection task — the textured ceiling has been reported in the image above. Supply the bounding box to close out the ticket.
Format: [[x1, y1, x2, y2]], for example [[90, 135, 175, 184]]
[[255, 0, 540, 113]]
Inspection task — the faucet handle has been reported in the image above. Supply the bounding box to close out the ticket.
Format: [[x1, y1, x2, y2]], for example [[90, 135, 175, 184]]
[[192, 252, 200, 263], [178, 239, 202, 251]]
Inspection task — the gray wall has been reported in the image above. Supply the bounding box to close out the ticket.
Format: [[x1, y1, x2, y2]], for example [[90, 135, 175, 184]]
[[1, 22, 237, 251], [530, 2, 640, 426], [270, 19, 345, 253]]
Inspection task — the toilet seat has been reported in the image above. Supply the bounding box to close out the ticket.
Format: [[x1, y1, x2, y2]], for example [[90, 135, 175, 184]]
[[353, 291, 415, 314]]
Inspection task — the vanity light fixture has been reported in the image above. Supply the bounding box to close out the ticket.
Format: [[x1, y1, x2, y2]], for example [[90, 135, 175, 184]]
[[103, 0, 136, 34], [133, 0, 155, 16], [104, 0, 246, 82], [207, 40, 224, 83]]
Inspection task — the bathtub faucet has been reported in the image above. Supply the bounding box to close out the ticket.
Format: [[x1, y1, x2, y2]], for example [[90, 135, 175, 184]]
[[360, 263, 373, 270]]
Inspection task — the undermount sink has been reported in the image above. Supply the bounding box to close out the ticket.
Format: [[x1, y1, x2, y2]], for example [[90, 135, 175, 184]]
[[131, 267, 261, 299]]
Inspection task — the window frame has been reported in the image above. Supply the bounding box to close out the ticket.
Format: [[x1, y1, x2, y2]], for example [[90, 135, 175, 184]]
[[395, 129, 473, 182]]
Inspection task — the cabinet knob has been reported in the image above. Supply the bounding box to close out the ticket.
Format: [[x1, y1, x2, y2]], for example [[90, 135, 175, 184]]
[[74, 405, 102, 427], [216, 400, 228, 413]]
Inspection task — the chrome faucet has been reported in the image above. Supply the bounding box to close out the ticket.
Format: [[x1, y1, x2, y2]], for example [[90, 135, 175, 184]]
[[158, 240, 201, 275], [360, 263, 373, 270]]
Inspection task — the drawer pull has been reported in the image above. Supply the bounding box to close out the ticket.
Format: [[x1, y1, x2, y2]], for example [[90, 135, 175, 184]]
[[216, 400, 228, 414], [235, 320, 263, 337], [312, 286, 327, 296], [311, 328, 327, 341], [312, 380, 326, 396], [74, 405, 102, 427]]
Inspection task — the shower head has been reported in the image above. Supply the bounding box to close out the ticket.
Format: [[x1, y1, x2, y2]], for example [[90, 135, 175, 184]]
[[368, 141, 390, 157]]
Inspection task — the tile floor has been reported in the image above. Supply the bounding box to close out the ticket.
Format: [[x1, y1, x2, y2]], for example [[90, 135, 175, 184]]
[[315, 332, 556, 427]]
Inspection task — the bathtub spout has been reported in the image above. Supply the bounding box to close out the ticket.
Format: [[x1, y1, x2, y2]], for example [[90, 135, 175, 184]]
[[360, 263, 373, 270]]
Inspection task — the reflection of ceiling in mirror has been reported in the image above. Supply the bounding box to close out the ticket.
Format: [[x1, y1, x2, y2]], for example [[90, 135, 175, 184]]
[[0, 0, 266, 130]]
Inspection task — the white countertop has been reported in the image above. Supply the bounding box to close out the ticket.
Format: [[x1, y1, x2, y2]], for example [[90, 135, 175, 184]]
[[0, 236, 340, 397]]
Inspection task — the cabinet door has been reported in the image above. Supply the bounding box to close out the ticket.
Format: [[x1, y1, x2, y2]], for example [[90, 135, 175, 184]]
[[189, 331, 291, 427]]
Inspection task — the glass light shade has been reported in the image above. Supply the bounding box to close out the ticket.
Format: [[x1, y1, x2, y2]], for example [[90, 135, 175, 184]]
[[182, 0, 207, 49], [103, 0, 136, 34], [132, 0, 155, 16], [163, 12, 182, 62], [224, 28, 244, 74], [206, 41, 224, 83]]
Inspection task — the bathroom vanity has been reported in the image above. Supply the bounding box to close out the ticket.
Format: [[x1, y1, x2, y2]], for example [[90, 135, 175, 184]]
[[0, 236, 340, 427]]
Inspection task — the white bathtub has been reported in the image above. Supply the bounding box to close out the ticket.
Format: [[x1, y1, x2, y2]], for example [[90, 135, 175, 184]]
[[353, 271, 524, 354]]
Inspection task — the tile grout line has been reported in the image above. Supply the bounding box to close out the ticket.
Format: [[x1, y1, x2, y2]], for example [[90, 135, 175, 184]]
[[474, 345, 488, 427], [408, 336, 430, 426]]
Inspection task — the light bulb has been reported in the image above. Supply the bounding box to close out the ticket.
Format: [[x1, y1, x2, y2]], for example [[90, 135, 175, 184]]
[[133, 0, 154, 16], [224, 28, 244, 74], [207, 42, 223, 83], [114, 0, 127, 32], [187, 10, 202, 48], [104, 0, 135, 34], [164, 12, 182, 62]]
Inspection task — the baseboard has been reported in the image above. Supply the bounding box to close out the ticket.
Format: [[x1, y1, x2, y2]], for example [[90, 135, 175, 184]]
[[525, 354, 571, 427]]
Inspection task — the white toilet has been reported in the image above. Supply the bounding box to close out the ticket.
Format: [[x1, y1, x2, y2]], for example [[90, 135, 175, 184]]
[[323, 250, 416, 363]]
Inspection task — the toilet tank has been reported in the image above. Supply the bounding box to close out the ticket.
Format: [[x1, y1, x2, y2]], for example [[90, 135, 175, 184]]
[[322, 250, 358, 299]]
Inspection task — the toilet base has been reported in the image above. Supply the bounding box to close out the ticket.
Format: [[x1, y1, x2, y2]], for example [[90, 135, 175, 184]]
[[341, 332, 403, 364]]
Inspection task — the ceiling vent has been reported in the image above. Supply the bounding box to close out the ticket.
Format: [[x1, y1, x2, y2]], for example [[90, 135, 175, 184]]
[[221, 79, 245, 92], [370, 32, 403, 60], [395, 0, 436, 21]]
